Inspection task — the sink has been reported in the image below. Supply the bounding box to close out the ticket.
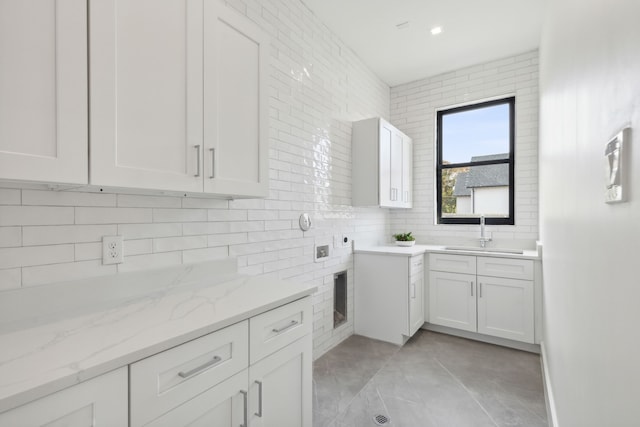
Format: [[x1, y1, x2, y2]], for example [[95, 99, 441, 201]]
[[443, 246, 524, 255]]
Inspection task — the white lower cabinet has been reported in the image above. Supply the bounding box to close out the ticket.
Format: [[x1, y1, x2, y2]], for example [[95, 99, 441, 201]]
[[249, 334, 313, 427], [0, 367, 127, 427], [130, 296, 312, 427], [428, 253, 535, 344], [429, 271, 476, 333], [476, 275, 534, 343], [354, 252, 424, 345]]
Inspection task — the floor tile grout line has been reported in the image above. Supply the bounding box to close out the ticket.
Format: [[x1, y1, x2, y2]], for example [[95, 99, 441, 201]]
[[434, 357, 501, 427], [323, 342, 404, 427]]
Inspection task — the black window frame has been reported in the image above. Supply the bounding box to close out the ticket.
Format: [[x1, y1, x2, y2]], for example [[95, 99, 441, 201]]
[[436, 97, 515, 225]]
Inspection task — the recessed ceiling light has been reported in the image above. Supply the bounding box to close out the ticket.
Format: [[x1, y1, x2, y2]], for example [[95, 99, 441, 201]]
[[430, 26, 443, 35]]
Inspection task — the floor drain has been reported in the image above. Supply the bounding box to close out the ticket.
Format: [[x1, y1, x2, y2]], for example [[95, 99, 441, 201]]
[[373, 414, 390, 425]]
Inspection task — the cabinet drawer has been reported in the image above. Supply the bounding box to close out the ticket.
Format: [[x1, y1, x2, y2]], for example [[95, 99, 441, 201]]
[[429, 253, 476, 274], [409, 255, 424, 277], [477, 257, 533, 280], [130, 321, 249, 427], [250, 296, 312, 364]]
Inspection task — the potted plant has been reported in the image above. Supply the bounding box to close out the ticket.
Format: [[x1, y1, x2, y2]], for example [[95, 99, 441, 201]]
[[393, 232, 416, 247]]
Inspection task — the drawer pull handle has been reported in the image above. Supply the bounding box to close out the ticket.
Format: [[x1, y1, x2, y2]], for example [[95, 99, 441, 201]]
[[240, 390, 248, 427], [272, 319, 299, 334], [209, 148, 215, 179], [178, 355, 222, 378], [193, 145, 201, 177], [255, 380, 263, 417]]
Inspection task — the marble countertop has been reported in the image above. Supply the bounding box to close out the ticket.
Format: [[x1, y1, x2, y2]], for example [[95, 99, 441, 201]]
[[354, 244, 540, 260], [0, 260, 316, 413]]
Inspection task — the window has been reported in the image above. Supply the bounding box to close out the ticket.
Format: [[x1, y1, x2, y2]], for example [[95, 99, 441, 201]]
[[436, 97, 515, 225]]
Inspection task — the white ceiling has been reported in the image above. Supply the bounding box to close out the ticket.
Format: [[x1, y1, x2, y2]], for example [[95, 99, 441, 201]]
[[301, 0, 547, 87]]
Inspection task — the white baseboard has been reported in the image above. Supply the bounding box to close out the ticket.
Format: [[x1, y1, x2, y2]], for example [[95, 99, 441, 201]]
[[422, 324, 540, 353], [540, 341, 559, 427]]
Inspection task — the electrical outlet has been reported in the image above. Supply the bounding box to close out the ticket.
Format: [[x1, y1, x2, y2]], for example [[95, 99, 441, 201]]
[[102, 235, 123, 265]]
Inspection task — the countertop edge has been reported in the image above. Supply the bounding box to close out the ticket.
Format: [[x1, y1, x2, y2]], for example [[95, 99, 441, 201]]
[[354, 245, 540, 260]]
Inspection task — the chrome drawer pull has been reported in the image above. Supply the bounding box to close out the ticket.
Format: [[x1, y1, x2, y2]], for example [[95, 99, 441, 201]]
[[209, 148, 215, 179], [193, 145, 201, 177], [255, 380, 263, 417], [272, 319, 299, 334], [178, 355, 222, 378], [240, 390, 248, 427]]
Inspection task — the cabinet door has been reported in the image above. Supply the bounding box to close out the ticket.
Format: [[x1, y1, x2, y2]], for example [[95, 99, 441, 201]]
[[249, 335, 312, 427], [409, 275, 424, 336], [90, 0, 204, 193], [401, 136, 413, 208], [144, 370, 248, 427], [429, 271, 477, 332], [0, 368, 127, 427], [378, 121, 393, 207], [477, 275, 534, 343], [0, 0, 87, 184], [203, 3, 268, 198], [389, 128, 403, 207]]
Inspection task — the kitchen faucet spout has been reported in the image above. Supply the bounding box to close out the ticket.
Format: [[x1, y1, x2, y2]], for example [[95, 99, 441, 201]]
[[479, 215, 492, 248]]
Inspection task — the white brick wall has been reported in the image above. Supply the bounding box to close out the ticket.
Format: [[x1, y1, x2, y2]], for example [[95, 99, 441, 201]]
[[0, 0, 390, 359], [390, 51, 539, 246]]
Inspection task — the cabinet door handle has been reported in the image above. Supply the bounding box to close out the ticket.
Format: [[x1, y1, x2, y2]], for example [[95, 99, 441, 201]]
[[411, 283, 416, 299], [272, 319, 298, 334], [240, 390, 248, 427], [177, 355, 222, 378], [193, 145, 201, 177], [255, 380, 263, 417], [470, 281, 474, 297], [479, 283, 483, 298], [209, 148, 215, 179]]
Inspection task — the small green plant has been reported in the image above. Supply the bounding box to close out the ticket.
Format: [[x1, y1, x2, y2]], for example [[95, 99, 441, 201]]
[[393, 232, 415, 241]]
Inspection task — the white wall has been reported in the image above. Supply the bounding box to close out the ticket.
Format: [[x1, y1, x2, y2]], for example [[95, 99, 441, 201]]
[[0, 0, 390, 358], [474, 186, 509, 216], [539, 0, 640, 425], [390, 52, 539, 247]]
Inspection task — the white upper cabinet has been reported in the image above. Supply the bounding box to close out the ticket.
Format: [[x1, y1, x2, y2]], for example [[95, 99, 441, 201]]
[[90, 0, 204, 193], [0, 0, 88, 185], [90, 0, 268, 197], [352, 118, 413, 208], [401, 137, 413, 208], [204, 3, 269, 198]]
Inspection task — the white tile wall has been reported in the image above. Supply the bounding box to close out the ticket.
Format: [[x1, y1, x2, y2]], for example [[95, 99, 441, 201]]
[[0, 0, 390, 359], [390, 51, 540, 246]]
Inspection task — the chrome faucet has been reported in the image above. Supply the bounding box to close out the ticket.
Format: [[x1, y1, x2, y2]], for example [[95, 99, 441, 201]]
[[479, 215, 492, 248]]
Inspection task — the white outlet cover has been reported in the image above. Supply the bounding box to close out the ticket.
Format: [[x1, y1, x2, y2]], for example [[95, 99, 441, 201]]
[[102, 235, 123, 265]]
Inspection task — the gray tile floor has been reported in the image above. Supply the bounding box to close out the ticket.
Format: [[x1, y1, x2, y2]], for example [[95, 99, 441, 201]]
[[313, 330, 548, 427]]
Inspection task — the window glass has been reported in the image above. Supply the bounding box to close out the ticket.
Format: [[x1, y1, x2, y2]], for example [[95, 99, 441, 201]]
[[442, 103, 510, 163]]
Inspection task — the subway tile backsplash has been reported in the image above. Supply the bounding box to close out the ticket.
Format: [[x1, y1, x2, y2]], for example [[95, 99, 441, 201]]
[[390, 50, 540, 246], [0, 0, 390, 358]]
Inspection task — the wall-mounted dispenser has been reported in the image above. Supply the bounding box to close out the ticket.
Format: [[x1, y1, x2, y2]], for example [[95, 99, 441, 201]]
[[605, 127, 631, 203]]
